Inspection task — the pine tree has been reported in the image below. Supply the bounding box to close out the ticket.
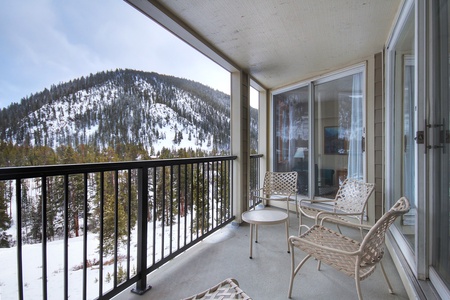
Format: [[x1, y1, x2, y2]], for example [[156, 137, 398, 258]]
[[0, 181, 12, 247]]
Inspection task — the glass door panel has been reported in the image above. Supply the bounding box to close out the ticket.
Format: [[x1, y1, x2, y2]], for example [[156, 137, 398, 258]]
[[392, 8, 416, 252], [273, 86, 309, 195], [432, 0, 450, 293], [313, 71, 364, 199]]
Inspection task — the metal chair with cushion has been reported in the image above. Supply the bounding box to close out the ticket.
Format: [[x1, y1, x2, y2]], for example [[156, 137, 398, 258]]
[[288, 197, 410, 300], [298, 178, 375, 235]]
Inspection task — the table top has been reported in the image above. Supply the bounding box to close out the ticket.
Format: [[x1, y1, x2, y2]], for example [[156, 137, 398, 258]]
[[242, 209, 288, 225]]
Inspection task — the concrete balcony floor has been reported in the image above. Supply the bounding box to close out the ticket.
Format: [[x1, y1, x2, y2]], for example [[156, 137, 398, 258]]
[[115, 208, 409, 300]]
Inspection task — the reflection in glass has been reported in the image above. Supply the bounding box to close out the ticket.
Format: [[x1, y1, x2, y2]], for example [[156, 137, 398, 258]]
[[273, 86, 309, 195], [392, 8, 416, 252], [314, 72, 364, 199], [432, 0, 450, 291]]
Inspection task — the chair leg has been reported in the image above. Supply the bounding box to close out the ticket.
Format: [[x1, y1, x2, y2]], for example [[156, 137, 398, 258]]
[[380, 261, 394, 294], [298, 214, 303, 235], [285, 220, 290, 253], [355, 275, 363, 300], [288, 244, 311, 299]]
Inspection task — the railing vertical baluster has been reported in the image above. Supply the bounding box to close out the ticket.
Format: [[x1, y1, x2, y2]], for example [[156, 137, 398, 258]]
[[114, 170, 119, 288], [196, 163, 199, 237], [42, 176, 48, 300], [161, 166, 165, 259], [16, 179, 23, 300], [216, 160, 220, 225], [177, 164, 181, 250], [152, 167, 157, 266], [211, 161, 215, 229], [201, 162, 205, 235], [204, 162, 207, 232], [184, 164, 188, 246], [191, 164, 194, 242], [220, 161, 226, 222], [64, 174, 69, 299], [126, 169, 132, 280], [169, 165, 173, 255], [99, 172, 104, 297], [131, 167, 151, 295], [83, 173, 88, 300], [206, 161, 210, 231], [229, 160, 233, 219]]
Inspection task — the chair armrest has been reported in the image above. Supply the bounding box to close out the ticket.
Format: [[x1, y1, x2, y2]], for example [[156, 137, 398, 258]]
[[289, 233, 361, 256], [316, 210, 362, 219], [318, 213, 372, 230], [249, 188, 264, 194], [299, 198, 335, 205]]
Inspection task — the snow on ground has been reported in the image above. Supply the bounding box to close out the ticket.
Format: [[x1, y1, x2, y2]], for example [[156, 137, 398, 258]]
[[0, 215, 192, 299]]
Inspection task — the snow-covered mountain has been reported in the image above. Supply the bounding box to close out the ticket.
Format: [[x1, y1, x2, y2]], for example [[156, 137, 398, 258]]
[[0, 69, 244, 158]]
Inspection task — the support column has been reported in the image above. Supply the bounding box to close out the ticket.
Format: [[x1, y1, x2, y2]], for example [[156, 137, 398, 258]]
[[231, 71, 250, 223]]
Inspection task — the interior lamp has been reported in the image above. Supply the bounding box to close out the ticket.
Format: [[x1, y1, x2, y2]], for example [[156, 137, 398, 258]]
[[294, 147, 305, 159]]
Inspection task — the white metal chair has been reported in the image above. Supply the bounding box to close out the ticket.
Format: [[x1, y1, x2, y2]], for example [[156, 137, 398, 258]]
[[298, 178, 375, 235], [288, 197, 410, 300], [249, 171, 298, 227]]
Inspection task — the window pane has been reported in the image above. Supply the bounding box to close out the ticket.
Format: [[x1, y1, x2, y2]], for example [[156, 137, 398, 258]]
[[314, 72, 364, 199], [432, 0, 450, 292], [273, 86, 309, 195], [392, 8, 416, 252]]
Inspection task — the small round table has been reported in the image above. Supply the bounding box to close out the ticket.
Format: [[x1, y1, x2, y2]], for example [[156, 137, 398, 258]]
[[241, 209, 289, 259]]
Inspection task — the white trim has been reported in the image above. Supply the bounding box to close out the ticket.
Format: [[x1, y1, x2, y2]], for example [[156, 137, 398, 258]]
[[429, 268, 450, 300], [415, 0, 428, 281], [312, 63, 366, 85], [272, 62, 366, 95], [385, 0, 418, 277], [385, 0, 415, 208], [386, 0, 415, 50]]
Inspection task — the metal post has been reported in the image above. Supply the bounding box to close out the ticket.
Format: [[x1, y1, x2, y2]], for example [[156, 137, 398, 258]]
[[131, 168, 152, 295]]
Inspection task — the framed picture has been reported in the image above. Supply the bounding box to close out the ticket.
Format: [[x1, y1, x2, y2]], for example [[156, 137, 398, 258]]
[[324, 126, 348, 155]]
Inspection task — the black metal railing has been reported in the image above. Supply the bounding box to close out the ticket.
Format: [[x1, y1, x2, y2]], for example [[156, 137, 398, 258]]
[[0, 155, 237, 299], [249, 154, 263, 209]]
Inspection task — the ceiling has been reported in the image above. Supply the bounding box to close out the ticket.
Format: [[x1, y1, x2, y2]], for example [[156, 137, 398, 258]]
[[126, 0, 402, 91]]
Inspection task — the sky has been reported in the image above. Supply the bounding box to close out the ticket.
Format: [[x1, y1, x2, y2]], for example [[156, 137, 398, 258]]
[[0, 0, 232, 109]]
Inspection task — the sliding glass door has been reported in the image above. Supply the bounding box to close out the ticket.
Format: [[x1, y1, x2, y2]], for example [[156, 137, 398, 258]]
[[313, 68, 365, 199], [273, 66, 365, 199], [273, 86, 309, 194], [431, 0, 450, 295], [387, 2, 417, 262]]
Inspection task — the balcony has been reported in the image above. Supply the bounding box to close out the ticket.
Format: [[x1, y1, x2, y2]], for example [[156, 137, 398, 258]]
[[115, 212, 409, 300], [0, 155, 408, 299]]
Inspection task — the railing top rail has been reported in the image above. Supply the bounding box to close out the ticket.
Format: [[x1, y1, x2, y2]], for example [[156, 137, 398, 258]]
[[0, 155, 238, 180]]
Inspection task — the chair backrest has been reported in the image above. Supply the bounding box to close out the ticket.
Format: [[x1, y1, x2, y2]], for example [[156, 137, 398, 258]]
[[359, 197, 410, 267], [334, 179, 375, 214], [262, 171, 298, 196]]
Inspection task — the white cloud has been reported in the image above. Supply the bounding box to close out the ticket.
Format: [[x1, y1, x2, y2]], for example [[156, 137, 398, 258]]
[[0, 0, 230, 109]]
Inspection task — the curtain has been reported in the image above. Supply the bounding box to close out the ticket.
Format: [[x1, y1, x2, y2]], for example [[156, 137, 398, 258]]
[[347, 73, 363, 179]]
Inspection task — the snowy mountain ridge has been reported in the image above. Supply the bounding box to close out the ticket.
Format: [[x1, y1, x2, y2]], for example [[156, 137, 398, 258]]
[[0, 69, 234, 158]]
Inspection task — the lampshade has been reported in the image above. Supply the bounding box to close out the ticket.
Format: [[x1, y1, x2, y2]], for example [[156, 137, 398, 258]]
[[294, 147, 305, 158]]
